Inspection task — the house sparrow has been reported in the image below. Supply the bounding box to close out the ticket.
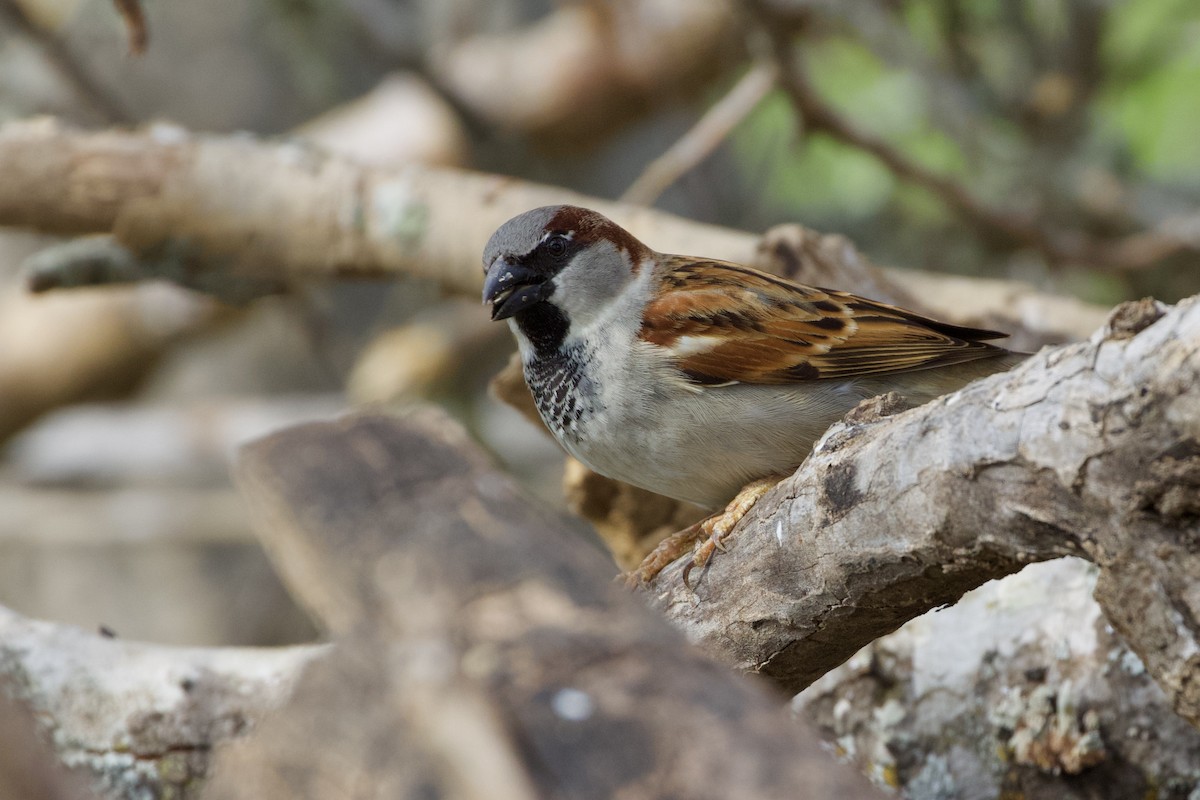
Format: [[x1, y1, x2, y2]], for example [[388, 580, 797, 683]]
[[483, 205, 1023, 584]]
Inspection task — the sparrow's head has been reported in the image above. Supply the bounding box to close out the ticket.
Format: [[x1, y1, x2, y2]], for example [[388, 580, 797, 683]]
[[482, 205, 651, 324]]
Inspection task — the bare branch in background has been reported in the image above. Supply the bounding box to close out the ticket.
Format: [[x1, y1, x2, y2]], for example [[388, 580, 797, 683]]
[[430, 0, 742, 145], [0, 70, 469, 446], [0, 277, 217, 445], [295, 72, 470, 168], [622, 61, 777, 206], [752, 4, 1197, 273], [23, 235, 287, 303], [111, 0, 147, 56], [0, 119, 1108, 341], [0, 605, 326, 800]]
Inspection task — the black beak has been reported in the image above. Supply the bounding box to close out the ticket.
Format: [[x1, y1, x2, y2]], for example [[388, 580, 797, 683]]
[[483, 258, 549, 320]]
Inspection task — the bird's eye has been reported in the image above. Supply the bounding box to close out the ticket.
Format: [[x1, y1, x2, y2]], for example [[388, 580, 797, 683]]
[[545, 235, 568, 258]]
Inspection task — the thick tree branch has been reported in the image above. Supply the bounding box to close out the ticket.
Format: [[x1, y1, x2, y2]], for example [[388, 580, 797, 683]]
[[6, 317, 1198, 795], [0, 119, 1106, 337], [648, 295, 1200, 726]]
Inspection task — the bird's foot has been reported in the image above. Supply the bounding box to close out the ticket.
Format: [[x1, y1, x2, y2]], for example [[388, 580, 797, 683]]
[[681, 476, 781, 589], [626, 475, 784, 589], [623, 519, 705, 588]]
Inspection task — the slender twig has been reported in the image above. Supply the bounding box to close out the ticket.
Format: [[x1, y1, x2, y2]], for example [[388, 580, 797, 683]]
[[622, 61, 778, 206], [112, 0, 148, 56]]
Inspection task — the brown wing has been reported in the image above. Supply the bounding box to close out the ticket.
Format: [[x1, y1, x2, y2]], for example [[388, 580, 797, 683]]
[[639, 257, 1009, 386]]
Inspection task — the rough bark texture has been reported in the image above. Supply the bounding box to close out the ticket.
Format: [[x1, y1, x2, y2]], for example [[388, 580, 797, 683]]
[[0, 119, 1106, 344], [220, 409, 885, 800], [0, 606, 324, 800], [797, 558, 1200, 799], [647, 295, 1200, 728]]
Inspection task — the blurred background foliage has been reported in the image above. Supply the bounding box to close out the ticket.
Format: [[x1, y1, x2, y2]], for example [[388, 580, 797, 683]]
[[0, 0, 1197, 647], [729, 0, 1200, 305]]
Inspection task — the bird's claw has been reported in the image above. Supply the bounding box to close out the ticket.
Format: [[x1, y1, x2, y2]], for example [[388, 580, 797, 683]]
[[627, 475, 783, 589]]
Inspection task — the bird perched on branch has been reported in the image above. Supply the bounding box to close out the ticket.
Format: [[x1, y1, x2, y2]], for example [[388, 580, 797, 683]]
[[483, 205, 1023, 585]]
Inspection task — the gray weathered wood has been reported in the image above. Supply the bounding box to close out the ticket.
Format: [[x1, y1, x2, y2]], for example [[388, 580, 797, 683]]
[[222, 409, 884, 800]]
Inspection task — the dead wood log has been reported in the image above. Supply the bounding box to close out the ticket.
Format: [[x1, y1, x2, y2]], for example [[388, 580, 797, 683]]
[[223, 408, 884, 800], [646, 295, 1200, 730]]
